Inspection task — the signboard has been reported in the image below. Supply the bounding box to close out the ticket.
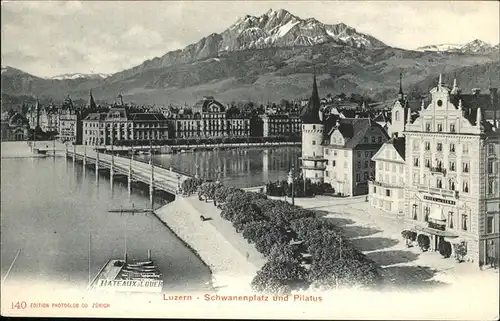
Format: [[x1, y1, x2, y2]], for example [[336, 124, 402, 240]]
[[94, 279, 163, 293]]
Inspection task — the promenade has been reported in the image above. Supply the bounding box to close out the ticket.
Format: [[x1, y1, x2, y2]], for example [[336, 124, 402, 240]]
[[154, 196, 266, 294]]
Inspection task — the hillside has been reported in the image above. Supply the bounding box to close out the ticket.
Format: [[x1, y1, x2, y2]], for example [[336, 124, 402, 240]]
[[1, 9, 499, 107]]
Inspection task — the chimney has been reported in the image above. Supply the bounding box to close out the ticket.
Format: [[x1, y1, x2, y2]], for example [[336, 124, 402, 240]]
[[472, 88, 481, 96]]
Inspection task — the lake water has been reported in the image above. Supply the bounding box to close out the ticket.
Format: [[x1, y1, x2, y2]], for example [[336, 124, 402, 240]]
[[138, 146, 302, 188], [1, 142, 301, 293]]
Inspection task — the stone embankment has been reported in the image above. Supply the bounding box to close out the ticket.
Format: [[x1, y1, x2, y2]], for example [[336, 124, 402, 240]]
[[154, 196, 266, 294]]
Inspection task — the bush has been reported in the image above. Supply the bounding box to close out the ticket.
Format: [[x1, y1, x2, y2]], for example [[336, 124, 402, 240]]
[[455, 242, 467, 262], [417, 234, 430, 251], [438, 241, 452, 258], [181, 177, 203, 195], [251, 260, 308, 295], [401, 230, 417, 247]]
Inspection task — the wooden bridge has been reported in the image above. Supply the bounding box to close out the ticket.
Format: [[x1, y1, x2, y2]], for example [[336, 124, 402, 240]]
[[66, 145, 191, 196]]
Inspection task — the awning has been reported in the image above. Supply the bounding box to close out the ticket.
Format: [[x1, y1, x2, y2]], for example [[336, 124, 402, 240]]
[[444, 237, 461, 244], [429, 207, 445, 221], [415, 226, 458, 237]]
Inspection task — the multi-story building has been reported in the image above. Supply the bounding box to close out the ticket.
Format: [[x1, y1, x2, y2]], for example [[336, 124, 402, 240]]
[[300, 73, 327, 184], [58, 96, 82, 144], [403, 75, 499, 264], [369, 137, 406, 214], [260, 113, 301, 137], [82, 107, 169, 146], [1, 113, 30, 141], [324, 118, 389, 196], [167, 97, 251, 139]]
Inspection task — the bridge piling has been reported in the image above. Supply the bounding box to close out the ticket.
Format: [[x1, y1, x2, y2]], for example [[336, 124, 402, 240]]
[[73, 144, 76, 163], [83, 145, 87, 166], [95, 149, 99, 173]]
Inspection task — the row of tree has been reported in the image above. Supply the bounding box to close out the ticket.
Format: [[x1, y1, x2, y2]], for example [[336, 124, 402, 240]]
[[195, 181, 382, 294], [114, 135, 301, 147], [266, 179, 335, 198]]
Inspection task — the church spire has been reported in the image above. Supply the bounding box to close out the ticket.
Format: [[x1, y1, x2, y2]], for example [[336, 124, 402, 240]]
[[438, 73, 443, 89], [88, 89, 96, 109], [300, 70, 322, 124], [398, 72, 404, 98]]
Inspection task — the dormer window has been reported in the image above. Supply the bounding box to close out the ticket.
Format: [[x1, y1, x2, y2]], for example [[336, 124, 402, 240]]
[[437, 123, 443, 132], [450, 124, 456, 133]]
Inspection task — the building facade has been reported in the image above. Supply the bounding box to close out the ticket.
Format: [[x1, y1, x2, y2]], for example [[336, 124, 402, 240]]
[[324, 118, 389, 196], [368, 137, 406, 214], [83, 107, 169, 146], [167, 97, 251, 139], [261, 113, 301, 137], [403, 75, 499, 264], [1, 113, 30, 141]]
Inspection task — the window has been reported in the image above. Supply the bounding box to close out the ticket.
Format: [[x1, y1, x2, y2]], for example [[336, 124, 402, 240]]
[[425, 159, 431, 168], [450, 124, 456, 132], [463, 181, 469, 193], [333, 150, 337, 156], [371, 136, 376, 143], [364, 161, 369, 169], [332, 160, 336, 167], [312, 140, 316, 145], [488, 143, 495, 154], [424, 207, 430, 222], [386, 189, 391, 197], [488, 160, 494, 174], [313, 125, 316, 130], [487, 216, 494, 234], [373, 186, 377, 193], [449, 161, 456, 172], [378, 137, 382, 143], [395, 111, 400, 121], [463, 143, 469, 154], [488, 180, 496, 194], [378, 162, 383, 170], [437, 123, 443, 132], [448, 212, 454, 229], [414, 158, 419, 167], [450, 144, 455, 153], [325, 171, 329, 177], [364, 172, 369, 180], [425, 142, 430, 151], [371, 161, 375, 168], [437, 178, 443, 188], [344, 161, 348, 169], [461, 214, 468, 231], [363, 137, 368, 143], [356, 174, 361, 182], [325, 149, 329, 155], [357, 151, 361, 157], [449, 179, 455, 191], [357, 161, 361, 169], [412, 205, 418, 220], [437, 143, 442, 152], [365, 151, 369, 157], [344, 150, 348, 157], [462, 162, 469, 173], [425, 123, 431, 132]]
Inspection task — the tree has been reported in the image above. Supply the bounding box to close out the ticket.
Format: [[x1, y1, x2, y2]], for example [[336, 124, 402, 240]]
[[251, 260, 308, 295], [181, 177, 203, 196], [254, 226, 289, 256], [417, 234, 430, 251], [438, 241, 452, 258]]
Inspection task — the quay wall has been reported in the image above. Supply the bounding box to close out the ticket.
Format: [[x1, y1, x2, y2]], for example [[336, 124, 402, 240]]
[[154, 197, 262, 294]]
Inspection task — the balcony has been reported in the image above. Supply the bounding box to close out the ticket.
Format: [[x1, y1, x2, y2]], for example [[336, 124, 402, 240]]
[[429, 167, 446, 175], [368, 179, 403, 189], [417, 185, 459, 198]]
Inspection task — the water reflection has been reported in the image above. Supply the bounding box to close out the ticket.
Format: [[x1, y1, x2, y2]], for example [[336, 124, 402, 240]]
[[138, 147, 302, 188]]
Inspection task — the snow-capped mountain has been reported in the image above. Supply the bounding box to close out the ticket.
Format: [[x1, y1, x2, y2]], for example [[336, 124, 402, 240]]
[[49, 72, 111, 80], [218, 9, 386, 51], [415, 39, 497, 54]]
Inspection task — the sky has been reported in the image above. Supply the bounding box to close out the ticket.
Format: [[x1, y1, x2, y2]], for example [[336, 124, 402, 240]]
[[1, 1, 499, 78]]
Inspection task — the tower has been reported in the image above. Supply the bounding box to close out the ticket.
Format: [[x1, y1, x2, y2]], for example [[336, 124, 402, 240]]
[[391, 72, 408, 137], [299, 71, 326, 184], [87, 90, 97, 109], [35, 98, 40, 129]]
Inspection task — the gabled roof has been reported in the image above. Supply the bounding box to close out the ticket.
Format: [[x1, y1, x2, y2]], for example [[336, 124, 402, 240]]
[[84, 113, 106, 121], [331, 118, 388, 149], [192, 97, 226, 114], [300, 73, 322, 124], [388, 136, 406, 160]]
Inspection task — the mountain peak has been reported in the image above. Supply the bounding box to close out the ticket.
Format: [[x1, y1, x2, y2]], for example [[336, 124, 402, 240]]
[[415, 39, 494, 54]]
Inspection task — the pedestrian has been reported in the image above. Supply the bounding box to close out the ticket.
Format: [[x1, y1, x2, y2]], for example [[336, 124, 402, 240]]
[[246, 252, 249, 260]]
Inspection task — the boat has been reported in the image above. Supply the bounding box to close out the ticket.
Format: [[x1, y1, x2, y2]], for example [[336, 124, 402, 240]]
[[88, 248, 163, 293]]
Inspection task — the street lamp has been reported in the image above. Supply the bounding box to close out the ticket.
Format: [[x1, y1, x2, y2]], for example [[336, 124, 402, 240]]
[[195, 164, 200, 179], [177, 174, 181, 194], [216, 166, 222, 184]]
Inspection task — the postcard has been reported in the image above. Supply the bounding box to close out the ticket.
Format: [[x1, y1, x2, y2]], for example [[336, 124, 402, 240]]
[[1, 1, 499, 319]]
